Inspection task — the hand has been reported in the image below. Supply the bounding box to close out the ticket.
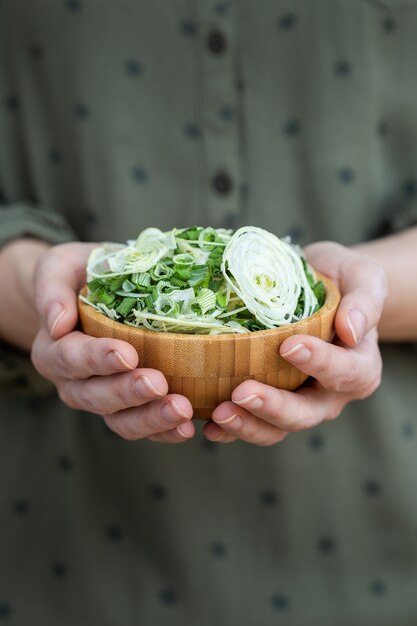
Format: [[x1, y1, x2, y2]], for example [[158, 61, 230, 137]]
[[204, 242, 387, 446], [31, 242, 195, 443]]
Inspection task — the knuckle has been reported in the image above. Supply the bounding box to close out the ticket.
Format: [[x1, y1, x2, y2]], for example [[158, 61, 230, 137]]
[[310, 352, 329, 376], [114, 380, 134, 409], [78, 386, 101, 413], [287, 415, 317, 432], [255, 436, 278, 447], [30, 346, 47, 378], [356, 372, 382, 400], [57, 383, 79, 410], [84, 345, 103, 375], [332, 369, 357, 392], [57, 339, 78, 371], [325, 402, 343, 422]]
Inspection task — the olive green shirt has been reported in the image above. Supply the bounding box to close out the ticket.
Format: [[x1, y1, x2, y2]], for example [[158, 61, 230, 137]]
[[1, 1, 417, 624]]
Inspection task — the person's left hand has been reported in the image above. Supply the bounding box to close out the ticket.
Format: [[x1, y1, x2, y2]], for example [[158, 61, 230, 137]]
[[203, 241, 387, 446]]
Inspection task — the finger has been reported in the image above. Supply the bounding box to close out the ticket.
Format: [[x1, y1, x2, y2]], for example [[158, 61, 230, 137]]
[[279, 329, 381, 394], [148, 421, 195, 444], [304, 243, 386, 346], [232, 381, 344, 432], [58, 368, 168, 414], [203, 421, 238, 444], [35, 242, 96, 339], [211, 401, 288, 446], [34, 328, 139, 380], [335, 258, 386, 347], [102, 394, 193, 441]]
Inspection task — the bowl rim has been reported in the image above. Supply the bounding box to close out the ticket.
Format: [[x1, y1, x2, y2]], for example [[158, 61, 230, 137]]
[[78, 272, 340, 343]]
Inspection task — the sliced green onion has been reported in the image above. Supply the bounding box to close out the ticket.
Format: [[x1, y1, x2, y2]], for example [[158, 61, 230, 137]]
[[196, 288, 216, 314]]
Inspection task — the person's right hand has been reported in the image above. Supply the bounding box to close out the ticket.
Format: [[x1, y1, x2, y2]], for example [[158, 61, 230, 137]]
[[31, 242, 195, 443]]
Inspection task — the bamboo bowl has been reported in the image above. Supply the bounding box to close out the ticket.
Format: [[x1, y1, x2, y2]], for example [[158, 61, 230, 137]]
[[78, 274, 340, 418]]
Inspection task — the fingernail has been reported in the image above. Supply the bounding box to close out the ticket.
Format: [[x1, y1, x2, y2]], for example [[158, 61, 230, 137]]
[[233, 394, 263, 410], [48, 304, 65, 337], [136, 375, 165, 397], [281, 343, 311, 363], [110, 350, 135, 370], [161, 399, 191, 423], [177, 421, 194, 438], [347, 310, 366, 344], [213, 413, 242, 428]]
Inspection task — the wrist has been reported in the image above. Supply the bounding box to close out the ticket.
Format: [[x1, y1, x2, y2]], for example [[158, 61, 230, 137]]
[[0, 238, 51, 350]]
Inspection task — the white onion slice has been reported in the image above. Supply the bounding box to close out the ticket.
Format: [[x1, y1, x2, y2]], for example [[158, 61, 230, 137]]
[[221, 226, 318, 328]]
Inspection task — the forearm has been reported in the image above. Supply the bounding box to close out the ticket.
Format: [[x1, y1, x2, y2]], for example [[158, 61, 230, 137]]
[[354, 226, 417, 342], [0, 238, 51, 351]]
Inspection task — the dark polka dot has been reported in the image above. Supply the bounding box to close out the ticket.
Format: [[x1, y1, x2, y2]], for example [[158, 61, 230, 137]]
[[106, 524, 124, 542], [218, 105, 235, 121], [271, 593, 290, 611], [5, 95, 19, 111], [278, 13, 297, 31], [318, 535, 336, 554], [52, 560, 68, 579], [364, 479, 381, 497], [74, 103, 90, 119], [334, 60, 353, 78], [209, 541, 227, 558], [13, 499, 30, 516], [0, 603, 11, 619], [149, 484, 167, 500], [125, 58, 143, 76], [383, 17, 396, 33], [180, 19, 198, 36], [57, 455, 73, 472], [370, 578, 386, 596], [402, 422, 414, 439], [131, 166, 149, 183], [338, 167, 355, 184], [283, 118, 301, 137], [65, 0, 81, 11], [402, 179, 417, 199], [183, 122, 202, 139], [49, 149, 62, 164], [27, 194, 39, 205], [308, 432, 324, 450], [377, 121, 389, 137], [260, 489, 279, 507], [214, 1, 229, 16], [14, 375, 29, 389], [30, 43, 43, 59], [84, 209, 99, 226], [25, 397, 44, 412], [159, 589, 177, 606]]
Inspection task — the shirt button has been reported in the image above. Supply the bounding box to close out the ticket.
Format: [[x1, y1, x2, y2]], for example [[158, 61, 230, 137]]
[[212, 171, 233, 195], [207, 30, 227, 54]]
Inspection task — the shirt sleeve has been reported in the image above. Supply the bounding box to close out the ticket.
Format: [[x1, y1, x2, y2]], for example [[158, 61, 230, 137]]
[[0, 201, 78, 397], [0, 201, 78, 247]]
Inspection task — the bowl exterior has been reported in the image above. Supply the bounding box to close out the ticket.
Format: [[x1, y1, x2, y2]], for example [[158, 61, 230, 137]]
[[78, 274, 340, 417]]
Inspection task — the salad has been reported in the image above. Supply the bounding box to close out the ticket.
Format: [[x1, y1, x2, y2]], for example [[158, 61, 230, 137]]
[[80, 226, 325, 335]]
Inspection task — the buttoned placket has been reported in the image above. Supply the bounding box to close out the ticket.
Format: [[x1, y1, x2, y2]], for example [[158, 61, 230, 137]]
[[195, 0, 244, 230]]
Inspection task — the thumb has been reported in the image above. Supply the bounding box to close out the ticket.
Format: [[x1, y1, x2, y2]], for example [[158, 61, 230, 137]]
[[335, 255, 387, 347], [35, 242, 96, 340]]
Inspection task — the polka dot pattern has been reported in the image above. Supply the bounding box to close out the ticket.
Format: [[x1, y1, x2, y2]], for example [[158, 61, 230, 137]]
[[1, 2, 417, 624]]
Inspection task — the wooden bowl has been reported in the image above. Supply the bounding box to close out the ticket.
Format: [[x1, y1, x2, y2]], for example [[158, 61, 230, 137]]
[[78, 273, 340, 418]]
